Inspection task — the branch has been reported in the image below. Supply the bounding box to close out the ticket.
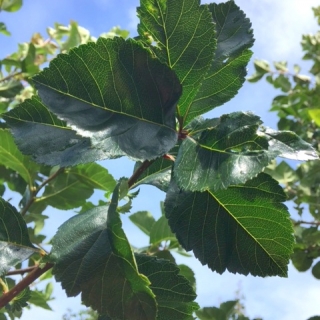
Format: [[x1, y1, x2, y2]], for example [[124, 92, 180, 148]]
[[6, 266, 38, 276], [294, 220, 320, 226], [128, 160, 154, 188], [21, 167, 64, 216], [0, 263, 54, 309], [0, 71, 23, 84]]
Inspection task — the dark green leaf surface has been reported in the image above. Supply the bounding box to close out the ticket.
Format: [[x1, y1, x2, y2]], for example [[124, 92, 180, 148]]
[[0, 129, 39, 186], [129, 211, 156, 236], [0, 198, 38, 276], [3, 96, 120, 167], [50, 185, 156, 319], [138, 0, 216, 122], [312, 261, 320, 279], [135, 254, 199, 320], [174, 112, 276, 191], [0, 80, 23, 98], [131, 158, 173, 192], [187, 1, 254, 124], [165, 173, 294, 276], [33, 37, 181, 161], [178, 265, 196, 292]]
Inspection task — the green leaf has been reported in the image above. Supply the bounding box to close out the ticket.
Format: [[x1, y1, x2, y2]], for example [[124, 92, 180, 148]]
[[61, 21, 82, 51], [0, 79, 23, 98], [32, 37, 181, 161], [0, 0, 22, 12], [178, 265, 196, 292], [0, 129, 39, 186], [21, 43, 39, 76], [49, 184, 157, 319], [36, 169, 95, 210], [291, 250, 313, 272], [149, 215, 176, 245], [174, 112, 275, 192], [68, 163, 116, 192], [196, 307, 226, 320], [131, 157, 173, 192], [137, 0, 216, 123], [135, 254, 199, 320], [0, 22, 10, 36], [308, 109, 320, 126], [186, 1, 254, 124], [253, 59, 271, 73], [29, 290, 52, 310], [3, 96, 119, 167], [0, 198, 38, 276], [273, 74, 291, 92], [129, 211, 156, 236], [261, 128, 318, 160], [312, 261, 320, 279], [165, 173, 294, 276]]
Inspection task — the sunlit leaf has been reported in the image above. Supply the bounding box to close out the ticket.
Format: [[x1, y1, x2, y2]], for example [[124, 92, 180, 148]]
[[165, 173, 294, 276]]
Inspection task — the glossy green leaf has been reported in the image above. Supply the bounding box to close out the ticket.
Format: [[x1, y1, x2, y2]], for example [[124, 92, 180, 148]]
[[165, 173, 294, 276], [174, 112, 275, 192], [49, 184, 157, 319], [129, 211, 156, 236], [0, 0, 22, 12], [187, 1, 254, 124], [150, 215, 176, 245], [131, 158, 173, 192], [261, 128, 318, 160], [0, 129, 39, 186], [32, 37, 181, 161], [3, 96, 121, 166], [0, 79, 23, 98], [312, 261, 320, 279], [135, 254, 199, 320], [137, 0, 216, 123], [0, 198, 38, 276]]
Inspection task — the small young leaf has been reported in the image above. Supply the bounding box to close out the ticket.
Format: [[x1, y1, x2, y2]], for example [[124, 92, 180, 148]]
[[149, 216, 176, 245], [129, 211, 156, 236]]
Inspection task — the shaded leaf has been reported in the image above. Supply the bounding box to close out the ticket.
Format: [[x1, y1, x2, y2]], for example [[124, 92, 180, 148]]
[[0, 79, 23, 98], [312, 261, 320, 279], [187, 1, 254, 124], [165, 173, 294, 276], [129, 211, 156, 236], [150, 215, 176, 245], [49, 184, 157, 319], [138, 0, 216, 123], [0, 198, 38, 276], [33, 37, 181, 161], [174, 112, 275, 192], [196, 307, 226, 320], [29, 290, 52, 310], [178, 265, 196, 292], [135, 254, 199, 320]]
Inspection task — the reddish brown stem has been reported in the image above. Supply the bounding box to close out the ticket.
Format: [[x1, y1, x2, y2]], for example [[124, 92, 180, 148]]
[[128, 160, 154, 188], [0, 263, 53, 309], [6, 266, 38, 276]]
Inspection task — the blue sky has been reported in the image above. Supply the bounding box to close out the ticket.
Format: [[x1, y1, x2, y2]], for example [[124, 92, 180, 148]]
[[1, 0, 320, 319]]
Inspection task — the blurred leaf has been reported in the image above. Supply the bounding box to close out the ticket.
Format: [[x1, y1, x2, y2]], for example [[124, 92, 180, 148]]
[[0, 198, 38, 276], [312, 261, 320, 279], [274, 61, 288, 72], [308, 109, 320, 127], [0, 22, 10, 36], [29, 290, 52, 310], [291, 250, 313, 272], [49, 185, 157, 319], [0, 0, 22, 12], [253, 59, 271, 73], [138, 0, 216, 124], [135, 254, 199, 319], [0, 79, 23, 98], [129, 211, 156, 236], [273, 74, 291, 92], [165, 173, 294, 276]]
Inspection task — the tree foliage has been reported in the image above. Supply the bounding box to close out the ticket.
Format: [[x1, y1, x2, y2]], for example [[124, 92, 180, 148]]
[[0, 1, 319, 319]]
